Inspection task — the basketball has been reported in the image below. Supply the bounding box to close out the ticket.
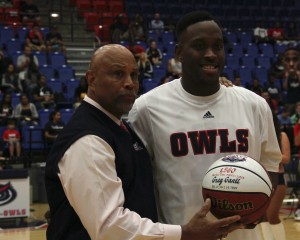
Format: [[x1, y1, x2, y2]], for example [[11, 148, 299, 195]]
[[202, 154, 273, 225]]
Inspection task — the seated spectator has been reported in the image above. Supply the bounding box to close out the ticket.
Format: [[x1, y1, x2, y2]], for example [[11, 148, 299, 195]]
[[253, 21, 273, 44], [17, 46, 39, 94], [149, 13, 164, 36], [277, 105, 292, 127], [13, 93, 39, 127], [291, 101, 300, 125], [137, 52, 153, 94], [32, 74, 55, 110], [110, 13, 129, 43], [20, 0, 40, 25], [2, 119, 21, 159], [166, 57, 182, 80], [128, 44, 145, 62], [262, 90, 278, 114], [73, 76, 88, 109], [45, 25, 66, 55], [247, 78, 263, 96], [26, 24, 46, 52], [265, 74, 283, 104], [0, 49, 13, 81], [127, 18, 147, 43], [0, 93, 13, 126], [233, 75, 242, 87], [268, 21, 285, 44], [1, 63, 23, 94], [44, 110, 65, 147], [146, 40, 162, 66]]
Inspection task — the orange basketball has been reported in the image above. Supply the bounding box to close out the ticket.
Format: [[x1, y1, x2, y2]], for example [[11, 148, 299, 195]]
[[202, 154, 273, 224]]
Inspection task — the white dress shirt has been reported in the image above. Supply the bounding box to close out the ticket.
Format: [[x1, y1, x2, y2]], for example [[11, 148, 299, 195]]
[[58, 96, 181, 240]]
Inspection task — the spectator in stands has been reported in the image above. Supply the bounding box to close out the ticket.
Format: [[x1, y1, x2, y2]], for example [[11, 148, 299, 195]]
[[254, 21, 273, 44], [2, 119, 21, 159], [146, 40, 162, 66], [44, 110, 65, 148], [13, 93, 38, 127], [166, 57, 182, 81], [291, 101, 300, 125], [26, 23, 46, 52], [149, 13, 164, 36], [268, 21, 285, 44], [282, 47, 300, 106], [1, 63, 23, 94], [73, 76, 88, 109], [127, 18, 147, 43], [0, 50, 13, 81], [17, 45, 39, 94], [233, 75, 242, 86], [0, 93, 13, 126], [20, 0, 40, 25], [110, 13, 129, 43], [248, 78, 263, 96], [137, 52, 153, 94], [32, 74, 55, 110], [262, 90, 278, 114], [277, 105, 292, 127], [128, 44, 145, 62], [265, 74, 283, 104], [46, 25, 66, 56]]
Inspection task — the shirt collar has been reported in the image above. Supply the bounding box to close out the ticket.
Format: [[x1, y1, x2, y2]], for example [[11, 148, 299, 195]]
[[83, 96, 121, 125]]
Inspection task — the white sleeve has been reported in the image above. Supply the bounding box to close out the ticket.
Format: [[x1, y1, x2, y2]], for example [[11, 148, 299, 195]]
[[259, 102, 281, 172], [128, 99, 154, 157], [58, 135, 181, 240]]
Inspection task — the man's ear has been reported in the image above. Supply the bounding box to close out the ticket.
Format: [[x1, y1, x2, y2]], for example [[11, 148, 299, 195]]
[[86, 70, 95, 88]]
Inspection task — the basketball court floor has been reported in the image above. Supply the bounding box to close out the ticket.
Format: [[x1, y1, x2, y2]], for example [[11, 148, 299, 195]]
[[0, 199, 299, 240]]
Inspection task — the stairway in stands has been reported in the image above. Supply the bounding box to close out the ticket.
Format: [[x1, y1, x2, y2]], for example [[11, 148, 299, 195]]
[[38, 0, 96, 78]]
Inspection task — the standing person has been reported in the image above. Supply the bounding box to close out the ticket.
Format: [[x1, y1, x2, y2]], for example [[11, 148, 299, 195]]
[[128, 11, 282, 240], [45, 44, 241, 240], [260, 113, 290, 240]]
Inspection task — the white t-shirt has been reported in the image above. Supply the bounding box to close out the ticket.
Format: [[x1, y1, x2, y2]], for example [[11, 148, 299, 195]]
[[128, 78, 281, 240]]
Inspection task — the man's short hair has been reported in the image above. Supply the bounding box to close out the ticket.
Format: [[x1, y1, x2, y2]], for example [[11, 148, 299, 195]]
[[175, 10, 221, 41]]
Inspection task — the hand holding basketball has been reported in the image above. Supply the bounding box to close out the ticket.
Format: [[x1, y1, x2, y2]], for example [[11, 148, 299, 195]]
[[181, 198, 242, 240]]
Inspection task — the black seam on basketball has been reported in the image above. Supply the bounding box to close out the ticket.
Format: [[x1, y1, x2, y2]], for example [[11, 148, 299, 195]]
[[202, 188, 270, 196], [206, 165, 272, 191]]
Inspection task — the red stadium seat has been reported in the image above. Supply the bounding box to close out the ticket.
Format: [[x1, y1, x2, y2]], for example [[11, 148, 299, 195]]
[[84, 12, 100, 31], [93, 0, 108, 13], [76, 0, 91, 18]]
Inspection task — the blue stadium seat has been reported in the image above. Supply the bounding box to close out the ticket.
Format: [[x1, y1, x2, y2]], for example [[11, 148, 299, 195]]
[[57, 65, 75, 83], [148, 30, 159, 42], [17, 27, 29, 42], [64, 78, 79, 102], [0, 26, 15, 48], [21, 125, 45, 151], [165, 41, 176, 55], [153, 67, 166, 83], [39, 65, 55, 79], [5, 38, 23, 55], [232, 43, 244, 58], [237, 67, 253, 86], [11, 50, 23, 66], [222, 67, 234, 81], [274, 43, 287, 54], [38, 108, 51, 127], [60, 108, 75, 124], [256, 55, 271, 69], [226, 54, 240, 70], [49, 52, 66, 70], [161, 31, 175, 46], [34, 51, 47, 66], [254, 67, 269, 84], [11, 93, 21, 107], [47, 78, 62, 93], [237, 31, 253, 47], [245, 43, 259, 58], [223, 31, 237, 44], [241, 55, 256, 69], [142, 78, 159, 93], [259, 43, 274, 58]]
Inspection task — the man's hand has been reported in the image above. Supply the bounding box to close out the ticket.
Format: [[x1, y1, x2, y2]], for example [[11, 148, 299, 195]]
[[219, 76, 233, 87], [181, 199, 242, 240]]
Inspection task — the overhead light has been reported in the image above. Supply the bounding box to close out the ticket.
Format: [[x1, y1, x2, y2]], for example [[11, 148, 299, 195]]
[[51, 13, 59, 18]]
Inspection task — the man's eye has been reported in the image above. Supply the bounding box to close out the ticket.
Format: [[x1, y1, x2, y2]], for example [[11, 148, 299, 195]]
[[115, 71, 124, 78], [193, 43, 206, 50], [214, 43, 224, 51]]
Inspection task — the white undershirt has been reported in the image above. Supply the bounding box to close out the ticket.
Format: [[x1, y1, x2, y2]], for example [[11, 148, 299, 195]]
[[57, 96, 181, 240]]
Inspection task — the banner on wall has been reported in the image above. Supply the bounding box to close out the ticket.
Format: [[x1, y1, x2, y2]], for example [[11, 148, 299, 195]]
[[0, 169, 29, 219]]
